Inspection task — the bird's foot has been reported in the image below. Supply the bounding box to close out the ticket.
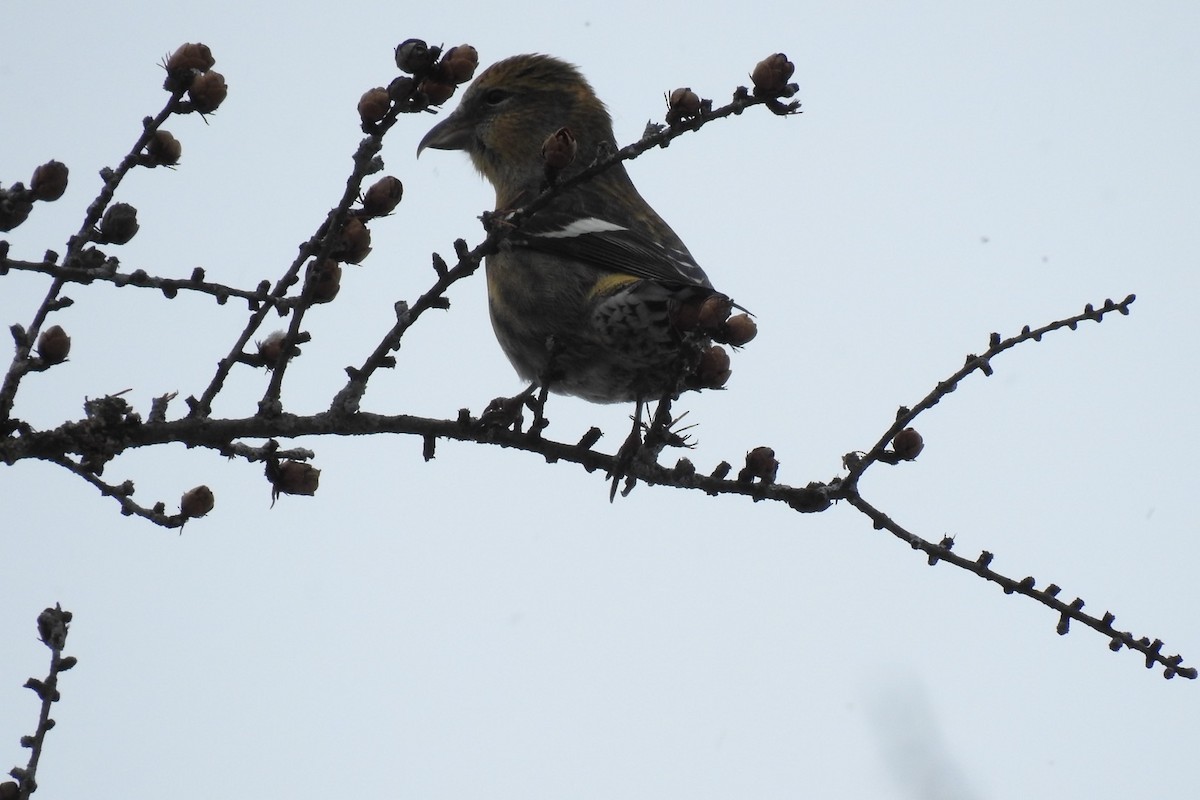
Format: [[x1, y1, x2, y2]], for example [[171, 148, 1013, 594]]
[[608, 393, 691, 501], [476, 384, 541, 433], [608, 400, 645, 502]]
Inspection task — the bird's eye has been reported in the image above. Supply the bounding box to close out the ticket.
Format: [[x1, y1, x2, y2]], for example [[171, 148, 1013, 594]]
[[482, 88, 510, 106]]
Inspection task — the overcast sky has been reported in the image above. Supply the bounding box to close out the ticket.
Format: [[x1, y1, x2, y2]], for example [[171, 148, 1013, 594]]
[[3, 2, 1198, 798]]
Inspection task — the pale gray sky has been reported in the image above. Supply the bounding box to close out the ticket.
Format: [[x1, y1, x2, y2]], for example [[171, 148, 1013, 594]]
[[3, 2, 1198, 797]]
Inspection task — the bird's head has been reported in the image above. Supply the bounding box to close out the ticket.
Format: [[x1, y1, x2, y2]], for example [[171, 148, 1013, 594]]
[[418, 54, 619, 208]]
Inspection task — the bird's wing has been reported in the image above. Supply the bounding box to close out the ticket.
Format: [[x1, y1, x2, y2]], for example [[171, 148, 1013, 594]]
[[513, 212, 714, 290]]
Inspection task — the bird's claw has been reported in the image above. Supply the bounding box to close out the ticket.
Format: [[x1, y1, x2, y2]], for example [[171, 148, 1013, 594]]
[[476, 384, 540, 433]]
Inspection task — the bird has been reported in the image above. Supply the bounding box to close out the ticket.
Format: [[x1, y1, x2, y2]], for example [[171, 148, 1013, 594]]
[[417, 54, 749, 407]]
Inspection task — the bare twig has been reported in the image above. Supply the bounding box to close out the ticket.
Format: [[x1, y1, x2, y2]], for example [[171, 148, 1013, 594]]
[[0, 90, 186, 425], [6, 604, 77, 799], [0, 255, 283, 311], [844, 493, 1195, 680], [47, 455, 186, 527], [842, 295, 1137, 488]]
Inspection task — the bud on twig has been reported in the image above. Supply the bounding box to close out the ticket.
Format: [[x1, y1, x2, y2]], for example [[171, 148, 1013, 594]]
[[437, 44, 479, 84], [37, 325, 71, 364], [165, 42, 215, 74], [180, 485, 215, 518], [541, 127, 577, 172], [306, 260, 342, 303], [387, 75, 417, 105], [0, 187, 33, 231], [358, 87, 391, 124], [145, 130, 182, 166], [97, 203, 139, 244], [362, 176, 403, 217], [36, 604, 71, 650], [697, 294, 733, 330], [718, 313, 757, 347], [256, 331, 287, 367], [665, 87, 702, 124], [270, 460, 321, 504], [334, 217, 371, 264], [673, 293, 732, 332], [418, 78, 456, 106], [694, 345, 732, 389], [163, 42, 215, 92], [30, 160, 69, 201], [187, 70, 228, 113], [395, 39, 440, 75], [751, 53, 795, 97], [892, 427, 925, 460], [739, 446, 779, 483]]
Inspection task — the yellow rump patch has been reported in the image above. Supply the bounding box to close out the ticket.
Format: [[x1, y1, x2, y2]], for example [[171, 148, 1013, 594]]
[[587, 273, 640, 298]]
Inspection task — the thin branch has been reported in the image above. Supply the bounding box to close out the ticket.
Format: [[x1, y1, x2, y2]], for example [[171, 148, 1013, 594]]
[[189, 85, 416, 419], [510, 84, 798, 228], [0, 90, 185, 425], [0, 255, 283, 311], [255, 135, 387, 416], [842, 295, 1137, 488], [46, 455, 186, 527], [843, 493, 1195, 680], [8, 604, 77, 799], [330, 240, 478, 414], [2, 293, 1189, 678], [0, 298, 1140, 514], [3, 407, 835, 511]]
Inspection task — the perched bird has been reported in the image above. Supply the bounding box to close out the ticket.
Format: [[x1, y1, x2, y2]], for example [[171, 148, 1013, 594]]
[[418, 54, 747, 405]]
